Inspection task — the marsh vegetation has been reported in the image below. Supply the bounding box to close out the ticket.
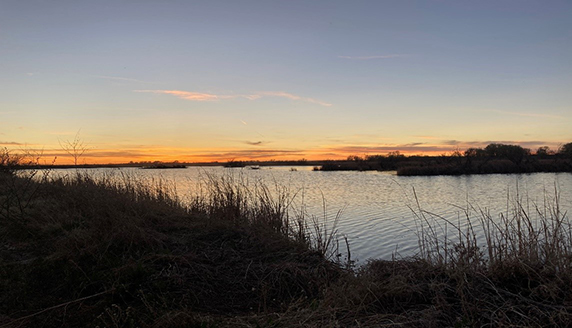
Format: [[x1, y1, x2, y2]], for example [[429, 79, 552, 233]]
[[1, 150, 572, 327], [315, 143, 572, 176]]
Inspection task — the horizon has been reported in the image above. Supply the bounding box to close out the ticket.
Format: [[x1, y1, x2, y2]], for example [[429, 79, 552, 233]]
[[6, 139, 569, 166], [2, 1, 571, 165]]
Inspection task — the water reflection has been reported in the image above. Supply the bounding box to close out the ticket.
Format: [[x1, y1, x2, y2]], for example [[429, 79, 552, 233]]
[[50, 167, 572, 263]]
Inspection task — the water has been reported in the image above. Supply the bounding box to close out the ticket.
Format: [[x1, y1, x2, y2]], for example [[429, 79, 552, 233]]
[[50, 167, 572, 263]]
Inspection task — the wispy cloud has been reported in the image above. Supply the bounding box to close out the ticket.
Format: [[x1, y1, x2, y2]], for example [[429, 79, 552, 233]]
[[244, 141, 264, 146], [135, 90, 219, 101], [338, 54, 410, 60], [0, 141, 23, 146], [258, 91, 332, 106], [198, 149, 305, 161], [442, 140, 462, 146], [35, 149, 156, 161], [135, 90, 332, 106], [457, 140, 561, 150], [326, 144, 450, 154], [229, 94, 262, 101], [487, 109, 564, 119]]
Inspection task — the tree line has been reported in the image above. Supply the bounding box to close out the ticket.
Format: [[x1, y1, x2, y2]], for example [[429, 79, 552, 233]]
[[464, 142, 572, 164]]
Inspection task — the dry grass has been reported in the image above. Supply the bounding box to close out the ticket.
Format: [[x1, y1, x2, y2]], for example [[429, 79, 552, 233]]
[[1, 159, 572, 327], [0, 169, 341, 327]]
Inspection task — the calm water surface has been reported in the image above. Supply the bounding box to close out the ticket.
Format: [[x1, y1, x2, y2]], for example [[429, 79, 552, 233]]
[[57, 167, 572, 263]]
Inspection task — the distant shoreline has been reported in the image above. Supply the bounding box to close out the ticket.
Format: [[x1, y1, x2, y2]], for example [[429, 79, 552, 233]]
[[11, 155, 572, 177]]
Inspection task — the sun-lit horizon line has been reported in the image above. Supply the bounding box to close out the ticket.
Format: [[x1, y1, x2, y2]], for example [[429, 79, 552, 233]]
[[4, 139, 568, 165], [10, 147, 450, 165], [15, 144, 565, 166]]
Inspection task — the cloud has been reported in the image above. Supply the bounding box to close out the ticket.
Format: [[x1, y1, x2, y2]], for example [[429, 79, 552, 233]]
[[86, 150, 156, 158], [338, 54, 411, 60], [245, 141, 264, 146], [135, 90, 219, 101], [33, 149, 159, 160], [442, 140, 461, 145], [192, 149, 305, 161], [0, 141, 23, 146], [259, 91, 332, 107], [220, 94, 262, 101], [134, 90, 332, 106], [466, 140, 560, 149], [326, 144, 449, 154], [414, 140, 562, 152]]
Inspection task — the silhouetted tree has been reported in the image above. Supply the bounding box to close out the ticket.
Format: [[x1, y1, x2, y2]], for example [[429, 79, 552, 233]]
[[387, 151, 404, 158], [559, 142, 572, 159], [536, 146, 553, 158], [464, 148, 487, 158], [363, 155, 381, 164], [59, 131, 90, 166], [484, 143, 530, 165], [1, 148, 20, 174], [347, 155, 363, 162]]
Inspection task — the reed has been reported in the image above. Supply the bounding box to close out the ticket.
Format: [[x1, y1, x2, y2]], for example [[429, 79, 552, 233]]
[[1, 158, 571, 327], [0, 169, 341, 327], [356, 185, 572, 326]]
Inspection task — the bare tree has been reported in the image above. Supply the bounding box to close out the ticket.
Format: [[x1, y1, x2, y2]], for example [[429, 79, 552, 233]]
[[59, 130, 90, 166]]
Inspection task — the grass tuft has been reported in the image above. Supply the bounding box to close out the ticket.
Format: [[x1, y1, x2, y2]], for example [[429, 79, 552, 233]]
[[1, 159, 571, 327]]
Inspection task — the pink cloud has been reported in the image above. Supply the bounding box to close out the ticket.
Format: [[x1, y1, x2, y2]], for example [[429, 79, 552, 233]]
[[135, 90, 219, 101], [135, 90, 332, 106]]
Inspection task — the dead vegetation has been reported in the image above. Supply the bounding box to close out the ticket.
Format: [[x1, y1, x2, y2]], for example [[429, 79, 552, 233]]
[[1, 158, 572, 327]]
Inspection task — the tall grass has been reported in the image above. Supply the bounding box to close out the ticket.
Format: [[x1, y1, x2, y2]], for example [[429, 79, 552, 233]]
[[186, 172, 344, 262], [380, 185, 572, 326], [1, 168, 346, 327], [2, 155, 572, 327], [410, 185, 571, 271]]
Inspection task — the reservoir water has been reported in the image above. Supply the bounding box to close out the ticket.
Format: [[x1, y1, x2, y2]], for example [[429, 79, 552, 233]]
[[54, 167, 572, 264]]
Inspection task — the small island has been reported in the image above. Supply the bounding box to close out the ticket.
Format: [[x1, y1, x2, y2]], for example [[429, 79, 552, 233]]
[[314, 142, 572, 176], [141, 163, 187, 169]]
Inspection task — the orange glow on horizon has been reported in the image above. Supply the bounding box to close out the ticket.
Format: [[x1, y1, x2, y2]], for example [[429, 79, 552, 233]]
[[9, 140, 561, 165], [24, 146, 457, 165]]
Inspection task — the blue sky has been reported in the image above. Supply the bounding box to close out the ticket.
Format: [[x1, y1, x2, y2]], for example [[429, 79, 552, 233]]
[[1, 0, 571, 163]]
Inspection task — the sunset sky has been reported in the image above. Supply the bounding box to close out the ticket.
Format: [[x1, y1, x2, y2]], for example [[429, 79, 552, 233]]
[[1, 0, 571, 164]]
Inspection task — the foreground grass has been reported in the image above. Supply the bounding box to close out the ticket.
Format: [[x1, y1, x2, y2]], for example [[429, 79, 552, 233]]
[[1, 170, 572, 327]]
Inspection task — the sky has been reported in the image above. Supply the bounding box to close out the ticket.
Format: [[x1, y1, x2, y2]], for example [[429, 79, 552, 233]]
[[1, 0, 571, 164]]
